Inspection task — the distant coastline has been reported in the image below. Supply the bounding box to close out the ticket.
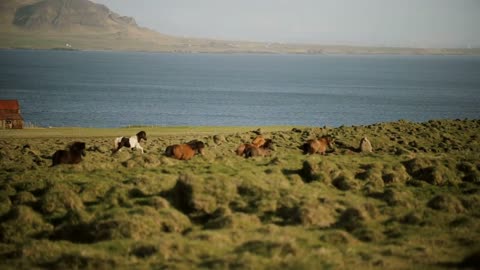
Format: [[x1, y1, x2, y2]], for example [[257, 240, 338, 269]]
[[1, 43, 479, 56], [1, 0, 478, 56]]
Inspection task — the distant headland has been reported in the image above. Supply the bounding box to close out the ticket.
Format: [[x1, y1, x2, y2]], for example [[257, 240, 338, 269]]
[[1, 0, 479, 55]]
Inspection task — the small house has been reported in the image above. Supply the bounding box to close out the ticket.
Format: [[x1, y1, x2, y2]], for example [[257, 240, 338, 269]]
[[0, 100, 24, 129]]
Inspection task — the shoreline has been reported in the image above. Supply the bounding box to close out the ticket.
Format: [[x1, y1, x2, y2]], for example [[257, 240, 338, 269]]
[[0, 125, 299, 138], [1, 118, 478, 138], [1, 47, 480, 56]]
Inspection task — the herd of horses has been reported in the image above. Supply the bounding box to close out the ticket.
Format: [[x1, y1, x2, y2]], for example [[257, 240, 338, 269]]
[[51, 130, 372, 166]]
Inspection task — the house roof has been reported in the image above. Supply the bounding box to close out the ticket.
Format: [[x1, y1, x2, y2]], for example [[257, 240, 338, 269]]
[[0, 100, 20, 110], [0, 113, 23, 121]]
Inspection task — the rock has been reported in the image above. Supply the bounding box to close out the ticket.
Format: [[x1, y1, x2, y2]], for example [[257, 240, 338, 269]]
[[213, 135, 226, 145], [359, 137, 373, 153]]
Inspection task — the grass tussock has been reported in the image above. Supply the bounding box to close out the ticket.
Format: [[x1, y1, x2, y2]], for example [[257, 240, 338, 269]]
[[0, 119, 480, 269]]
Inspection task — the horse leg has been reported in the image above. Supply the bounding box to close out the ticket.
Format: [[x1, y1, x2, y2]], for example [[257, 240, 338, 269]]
[[112, 142, 124, 154]]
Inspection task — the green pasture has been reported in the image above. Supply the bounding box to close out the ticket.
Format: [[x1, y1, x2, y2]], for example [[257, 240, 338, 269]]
[[0, 119, 479, 269]]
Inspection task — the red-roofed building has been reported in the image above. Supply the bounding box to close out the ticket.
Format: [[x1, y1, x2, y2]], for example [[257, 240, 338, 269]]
[[0, 100, 24, 129]]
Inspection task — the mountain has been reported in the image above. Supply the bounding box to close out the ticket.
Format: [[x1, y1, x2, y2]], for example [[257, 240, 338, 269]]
[[13, 0, 137, 30], [0, 0, 37, 25], [0, 0, 185, 51], [0, 0, 478, 55]]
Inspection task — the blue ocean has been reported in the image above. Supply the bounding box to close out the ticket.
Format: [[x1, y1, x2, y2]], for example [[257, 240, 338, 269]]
[[1, 50, 479, 127]]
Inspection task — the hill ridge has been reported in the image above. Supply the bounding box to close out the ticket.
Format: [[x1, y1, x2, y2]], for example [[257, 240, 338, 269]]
[[13, 0, 137, 31]]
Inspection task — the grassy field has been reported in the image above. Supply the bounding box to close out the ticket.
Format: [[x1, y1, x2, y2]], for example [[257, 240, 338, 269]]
[[0, 119, 479, 269], [2, 28, 480, 55]]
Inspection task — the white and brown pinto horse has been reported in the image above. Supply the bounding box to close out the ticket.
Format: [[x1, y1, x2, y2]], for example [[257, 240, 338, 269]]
[[113, 131, 147, 154]]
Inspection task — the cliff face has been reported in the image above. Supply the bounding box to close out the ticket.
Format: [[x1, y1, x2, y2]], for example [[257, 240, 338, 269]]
[[0, 0, 38, 24], [12, 0, 137, 31]]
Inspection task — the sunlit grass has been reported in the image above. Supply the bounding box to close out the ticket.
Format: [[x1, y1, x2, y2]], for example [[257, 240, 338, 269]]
[[0, 119, 479, 269]]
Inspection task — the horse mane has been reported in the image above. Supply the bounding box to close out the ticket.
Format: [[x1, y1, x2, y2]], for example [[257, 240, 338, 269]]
[[136, 131, 147, 142], [186, 140, 205, 150], [262, 139, 273, 149], [69, 142, 86, 153], [320, 135, 334, 141], [165, 145, 175, 156]]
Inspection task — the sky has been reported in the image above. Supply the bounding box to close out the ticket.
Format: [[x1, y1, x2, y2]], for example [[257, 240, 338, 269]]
[[92, 0, 480, 48]]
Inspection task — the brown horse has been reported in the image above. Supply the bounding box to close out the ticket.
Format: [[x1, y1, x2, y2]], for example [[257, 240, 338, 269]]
[[243, 139, 273, 158], [236, 135, 267, 156], [51, 142, 86, 166], [165, 140, 205, 160], [301, 136, 335, 155], [252, 135, 266, 147]]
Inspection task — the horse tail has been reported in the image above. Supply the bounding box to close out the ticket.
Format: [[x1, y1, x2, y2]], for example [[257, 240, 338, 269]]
[[51, 151, 60, 167], [300, 143, 309, 154], [165, 145, 174, 157], [244, 146, 258, 158]]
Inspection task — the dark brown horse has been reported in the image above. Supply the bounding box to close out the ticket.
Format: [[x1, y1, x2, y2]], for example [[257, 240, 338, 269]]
[[165, 140, 205, 160], [51, 142, 86, 166], [301, 136, 335, 155]]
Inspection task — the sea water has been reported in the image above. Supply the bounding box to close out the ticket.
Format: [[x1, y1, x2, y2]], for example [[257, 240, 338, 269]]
[[1, 50, 479, 127]]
